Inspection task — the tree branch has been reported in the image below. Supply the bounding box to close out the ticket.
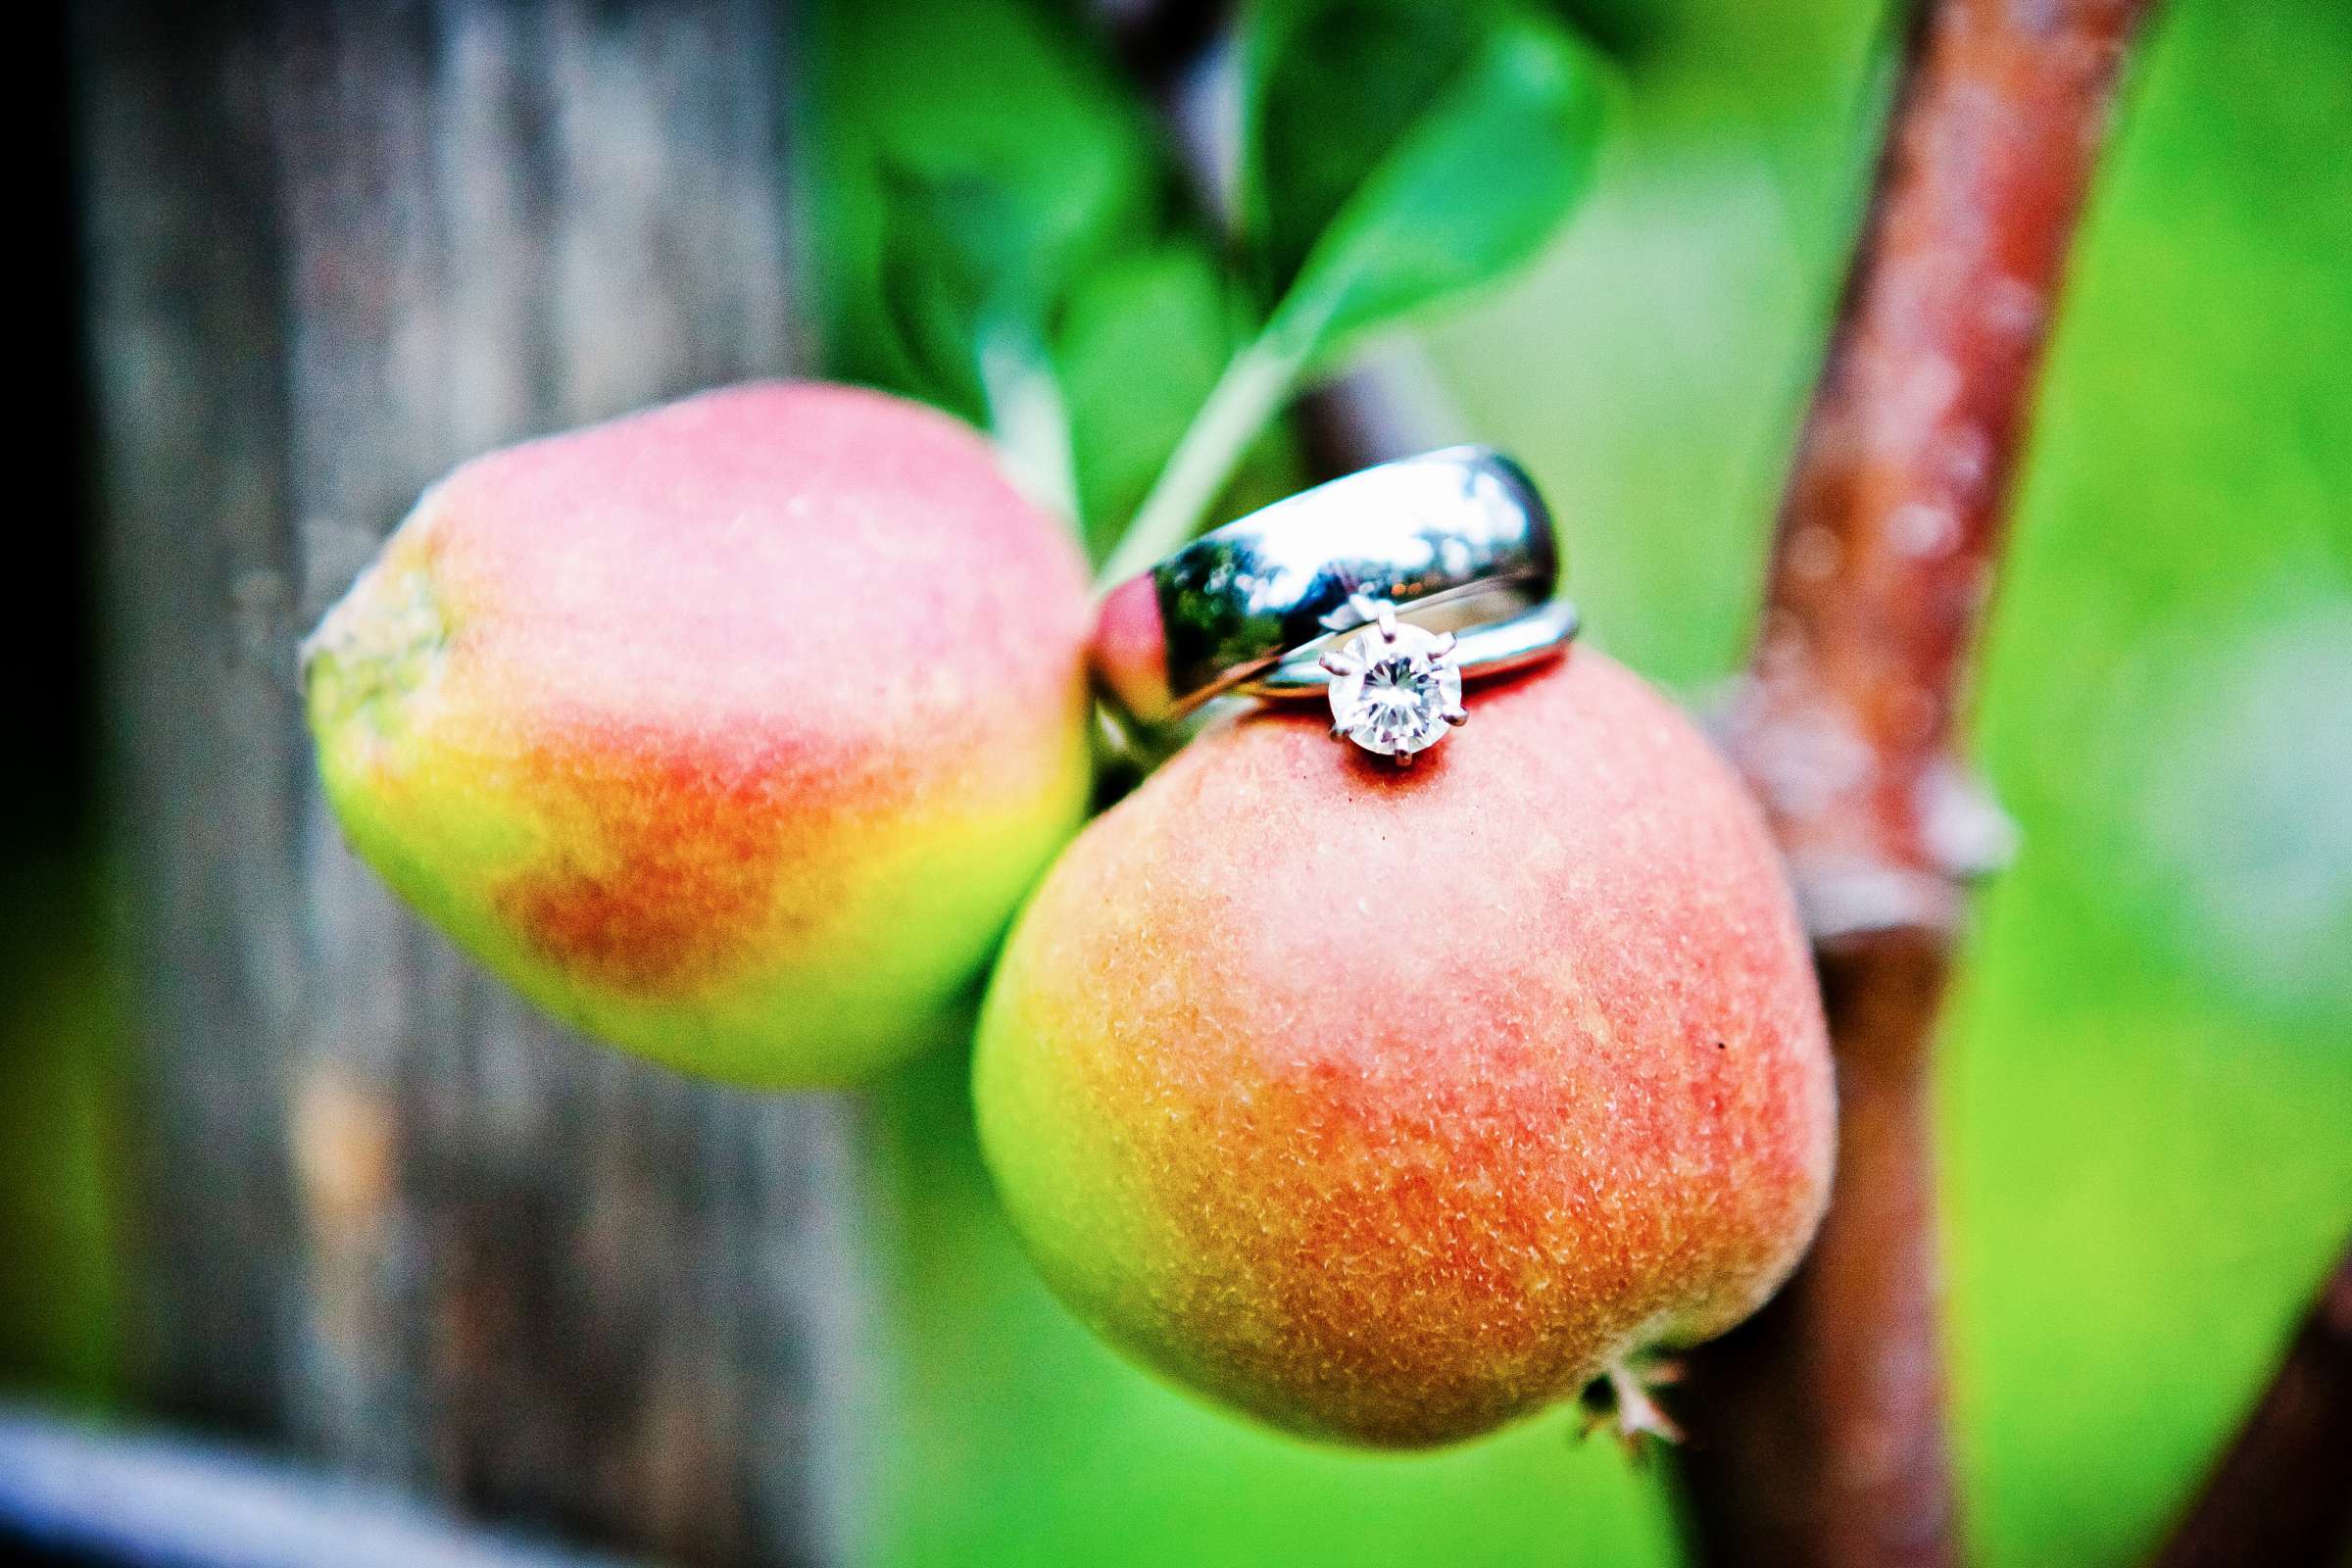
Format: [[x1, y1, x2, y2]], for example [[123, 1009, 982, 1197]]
[[1679, 3, 2156, 1566], [2147, 1237, 2352, 1568]]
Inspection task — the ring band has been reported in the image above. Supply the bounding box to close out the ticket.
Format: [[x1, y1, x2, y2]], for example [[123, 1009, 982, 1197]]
[[1091, 446, 1556, 725], [1238, 596, 1581, 700]]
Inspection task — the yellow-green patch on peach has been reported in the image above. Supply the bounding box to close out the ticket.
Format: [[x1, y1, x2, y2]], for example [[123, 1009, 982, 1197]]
[[974, 650, 1835, 1446], [306, 381, 1092, 1086]]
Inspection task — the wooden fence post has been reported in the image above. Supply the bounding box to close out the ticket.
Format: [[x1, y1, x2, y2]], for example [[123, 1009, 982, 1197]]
[[75, 5, 868, 1563]]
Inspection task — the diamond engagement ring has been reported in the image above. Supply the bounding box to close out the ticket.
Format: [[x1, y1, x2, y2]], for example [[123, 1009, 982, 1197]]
[[1250, 594, 1581, 763], [1090, 447, 1579, 763]]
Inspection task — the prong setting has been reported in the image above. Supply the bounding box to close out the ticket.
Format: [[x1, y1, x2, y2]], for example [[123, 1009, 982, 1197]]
[[1322, 607, 1466, 761]]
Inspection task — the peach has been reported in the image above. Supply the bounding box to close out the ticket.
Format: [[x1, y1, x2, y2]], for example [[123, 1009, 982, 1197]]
[[305, 382, 1093, 1086], [973, 650, 1835, 1446]]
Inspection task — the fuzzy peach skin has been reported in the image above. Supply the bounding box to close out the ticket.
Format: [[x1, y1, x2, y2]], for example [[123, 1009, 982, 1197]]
[[304, 382, 1093, 1086], [974, 650, 1835, 1446]]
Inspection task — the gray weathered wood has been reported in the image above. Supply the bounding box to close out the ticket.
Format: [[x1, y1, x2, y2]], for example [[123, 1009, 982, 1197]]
[[76, 5, 868, 1563], [0, 1404, 646, 1568]]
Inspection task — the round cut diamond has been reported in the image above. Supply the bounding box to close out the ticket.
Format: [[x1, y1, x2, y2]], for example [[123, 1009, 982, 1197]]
[[1325, 620, 1464, 758]]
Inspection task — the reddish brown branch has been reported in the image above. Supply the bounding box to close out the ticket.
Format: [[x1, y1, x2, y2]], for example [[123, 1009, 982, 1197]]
[[2147, 1238, 2352, 1568], [1680, 3, 2155, 1566]]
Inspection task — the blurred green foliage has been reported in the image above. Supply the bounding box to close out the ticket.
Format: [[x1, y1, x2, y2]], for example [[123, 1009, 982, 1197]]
[[0, 860, 123, 1410], [1237, 0, 1605, 361], [810, 0, 1306, 558], [1945, 2, 2352, 1558], [809, 0, 1604, 575]]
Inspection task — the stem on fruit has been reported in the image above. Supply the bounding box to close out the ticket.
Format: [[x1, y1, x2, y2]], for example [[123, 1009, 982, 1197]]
[[1088, 0, 1427, 589], [1580, 1357, 1687, 1458], [1095, 329, 1308, 587], [2146, 1235, 2352, 1568], [1678, 3, 2157, 1566]]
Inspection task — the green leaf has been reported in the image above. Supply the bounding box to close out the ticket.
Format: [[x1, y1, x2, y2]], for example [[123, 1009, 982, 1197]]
[[1094, 0, 1611, 580], [1239, 0, 1609, 357], [1056, 246, 1307, 559], [873, 163, 1106, 420], [808, 0, 1164, 418]]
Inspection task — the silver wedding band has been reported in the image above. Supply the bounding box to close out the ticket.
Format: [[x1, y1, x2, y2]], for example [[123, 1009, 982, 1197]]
[[1091, 446, 1561, 725], [1239, 595, 1581, 700]]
